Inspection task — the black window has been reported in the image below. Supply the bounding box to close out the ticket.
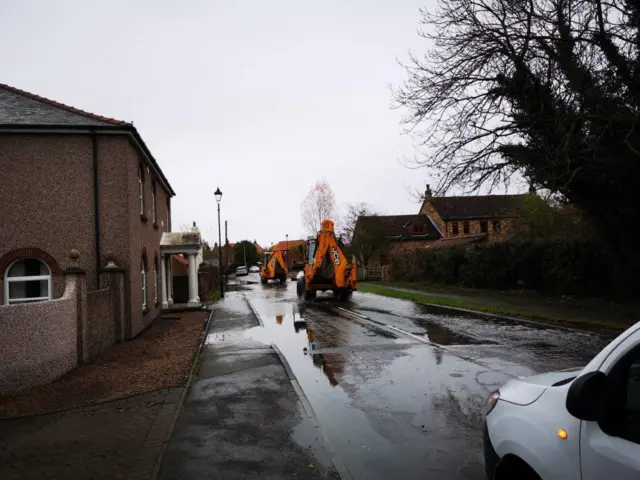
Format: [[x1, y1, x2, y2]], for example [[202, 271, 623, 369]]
[[452, 222, 459, 235], [463, 221, 470, 235], [492, 220, 501, 233], [480, 221, 488, 233], [601, 348, 640, 444]]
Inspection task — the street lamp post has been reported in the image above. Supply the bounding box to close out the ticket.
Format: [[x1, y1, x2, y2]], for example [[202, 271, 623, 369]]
[[215, 187, 224, 298]]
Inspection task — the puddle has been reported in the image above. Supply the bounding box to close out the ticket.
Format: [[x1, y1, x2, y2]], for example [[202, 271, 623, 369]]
[[347, 304, 494, 346], [412, 317, 494, 346]]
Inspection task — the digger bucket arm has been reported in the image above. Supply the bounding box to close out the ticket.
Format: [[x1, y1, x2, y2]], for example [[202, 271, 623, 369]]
[[307, 226, 353, 289]]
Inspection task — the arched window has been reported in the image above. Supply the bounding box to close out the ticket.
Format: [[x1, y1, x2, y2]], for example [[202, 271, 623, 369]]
[[138, 164, 145, 215], [153, 255, 159, 304], [141, 254, 148, 309], [151, 180, 157, 224], [4, 258, 51, 305]]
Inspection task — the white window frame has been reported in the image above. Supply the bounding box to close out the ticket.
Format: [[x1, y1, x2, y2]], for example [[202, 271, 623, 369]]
[[4, 258, 52, 305], [138, 167, 144, 215], [141, 266, 147, 309]]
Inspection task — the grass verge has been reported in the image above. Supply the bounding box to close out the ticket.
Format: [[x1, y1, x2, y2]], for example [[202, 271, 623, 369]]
[[358, 284, 630, 333]]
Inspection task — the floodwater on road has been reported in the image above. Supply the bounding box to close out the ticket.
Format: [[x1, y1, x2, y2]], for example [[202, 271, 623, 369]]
[[215, 275, 611, 479]]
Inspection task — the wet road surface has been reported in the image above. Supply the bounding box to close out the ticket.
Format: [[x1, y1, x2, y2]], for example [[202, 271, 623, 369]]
[[162, 274, 611, 479], [159, 295, 340, 480]]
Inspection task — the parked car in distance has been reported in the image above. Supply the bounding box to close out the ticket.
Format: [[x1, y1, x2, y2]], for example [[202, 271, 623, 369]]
[[249, 265, 260, 273], [484, 321, 640, 479], [235, 266, 248, 276]]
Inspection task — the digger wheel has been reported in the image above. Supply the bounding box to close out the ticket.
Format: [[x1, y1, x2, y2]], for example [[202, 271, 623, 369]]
[[304, 289, 317, 301], [260, 277, 268, 285], [296, 277, 305, 298], [338, 289, 353, 301]]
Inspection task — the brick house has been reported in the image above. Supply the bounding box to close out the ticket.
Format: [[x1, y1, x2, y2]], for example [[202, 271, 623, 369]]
[[353, 188, 528, 267], [419, 185, 527, 244], [353, 215, 441, 266], [0, 83, 191, 394], [271, 239, 306, 268], [206, 240, 264, 269]]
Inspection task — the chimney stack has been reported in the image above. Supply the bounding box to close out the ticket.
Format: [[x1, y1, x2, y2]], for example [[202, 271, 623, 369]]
[[424, 184, 432, 200]]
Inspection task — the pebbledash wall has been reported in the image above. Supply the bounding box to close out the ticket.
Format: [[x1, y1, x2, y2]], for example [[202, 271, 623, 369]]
[[0, 254, 125, 395], [0, 133, 171, 340]]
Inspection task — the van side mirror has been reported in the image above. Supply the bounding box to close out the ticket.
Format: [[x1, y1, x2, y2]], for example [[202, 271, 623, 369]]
[[566, 371, 607, 421]]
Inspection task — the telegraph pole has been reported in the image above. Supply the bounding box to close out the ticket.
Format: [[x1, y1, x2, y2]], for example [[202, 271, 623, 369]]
[[224, 220, 229, 284]]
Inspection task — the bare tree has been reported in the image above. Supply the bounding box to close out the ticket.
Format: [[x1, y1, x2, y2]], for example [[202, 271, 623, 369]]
[[301, 179, 337, 234], [339, 202, 377, 245], [394, 0, 640, 254]]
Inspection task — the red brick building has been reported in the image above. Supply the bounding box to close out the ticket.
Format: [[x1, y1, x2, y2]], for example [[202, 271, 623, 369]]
[[270, 239, 306, 268], [419, 185, 526, 244], [354, 187, 528, 266]]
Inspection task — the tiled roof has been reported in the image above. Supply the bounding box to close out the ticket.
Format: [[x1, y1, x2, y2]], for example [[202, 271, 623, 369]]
[[274, 239, 305, 251], [426, 195, 526, 220], [173, 254, 188, 265], [172, 255, 189, 275], [0, 83, 128, 126], [356, 215, 441, 240], [0, 83, 176, 196]]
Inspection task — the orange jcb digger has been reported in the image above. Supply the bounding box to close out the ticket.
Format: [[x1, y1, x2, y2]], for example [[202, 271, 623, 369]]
[[260, 246, 288, 284], [296, 219, 357, 301]]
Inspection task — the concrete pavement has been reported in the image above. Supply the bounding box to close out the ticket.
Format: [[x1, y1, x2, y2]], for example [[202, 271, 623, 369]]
[[158, 293, 339, 479]]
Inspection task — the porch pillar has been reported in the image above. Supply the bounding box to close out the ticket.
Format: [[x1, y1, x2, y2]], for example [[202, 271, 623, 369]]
[[160, 253, 168, 308], [166, 255, 174, 305], [187, 252, 200, 304]]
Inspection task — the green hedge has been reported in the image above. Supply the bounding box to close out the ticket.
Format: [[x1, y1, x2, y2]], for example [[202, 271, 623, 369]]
[[390, 240, 637, 297]]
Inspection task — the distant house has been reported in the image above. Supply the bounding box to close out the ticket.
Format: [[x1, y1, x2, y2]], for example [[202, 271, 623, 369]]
[[353, 215, 440, 266], [206, 240, 263, 268], [419, 185, 527, 245], [353, 187, 529, 267], [271, 239, 306, 267]]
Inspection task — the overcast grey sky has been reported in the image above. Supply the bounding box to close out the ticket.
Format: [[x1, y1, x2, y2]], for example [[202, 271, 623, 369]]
[[2, 0, 442, 247]]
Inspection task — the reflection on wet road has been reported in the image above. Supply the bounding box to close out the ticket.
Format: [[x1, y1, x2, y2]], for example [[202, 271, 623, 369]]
[[232, 275, 610, 479]]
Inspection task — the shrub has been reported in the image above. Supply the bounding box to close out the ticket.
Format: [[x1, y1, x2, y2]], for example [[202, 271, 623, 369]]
[[390, 240, 636, 298]]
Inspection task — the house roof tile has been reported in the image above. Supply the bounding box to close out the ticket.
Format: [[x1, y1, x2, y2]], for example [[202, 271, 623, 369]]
[[426, 195, 526, 220], [273, 239, 305, 251], [0, 83, 128, 126], [0, 83, 176, 196], [355, 214, 441, 241]]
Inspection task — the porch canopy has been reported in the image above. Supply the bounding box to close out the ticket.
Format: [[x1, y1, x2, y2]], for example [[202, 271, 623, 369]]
[[160, 231, 201, 307]]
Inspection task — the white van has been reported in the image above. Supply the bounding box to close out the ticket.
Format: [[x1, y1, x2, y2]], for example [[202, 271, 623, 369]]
[[484, 321, 640, 479]]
